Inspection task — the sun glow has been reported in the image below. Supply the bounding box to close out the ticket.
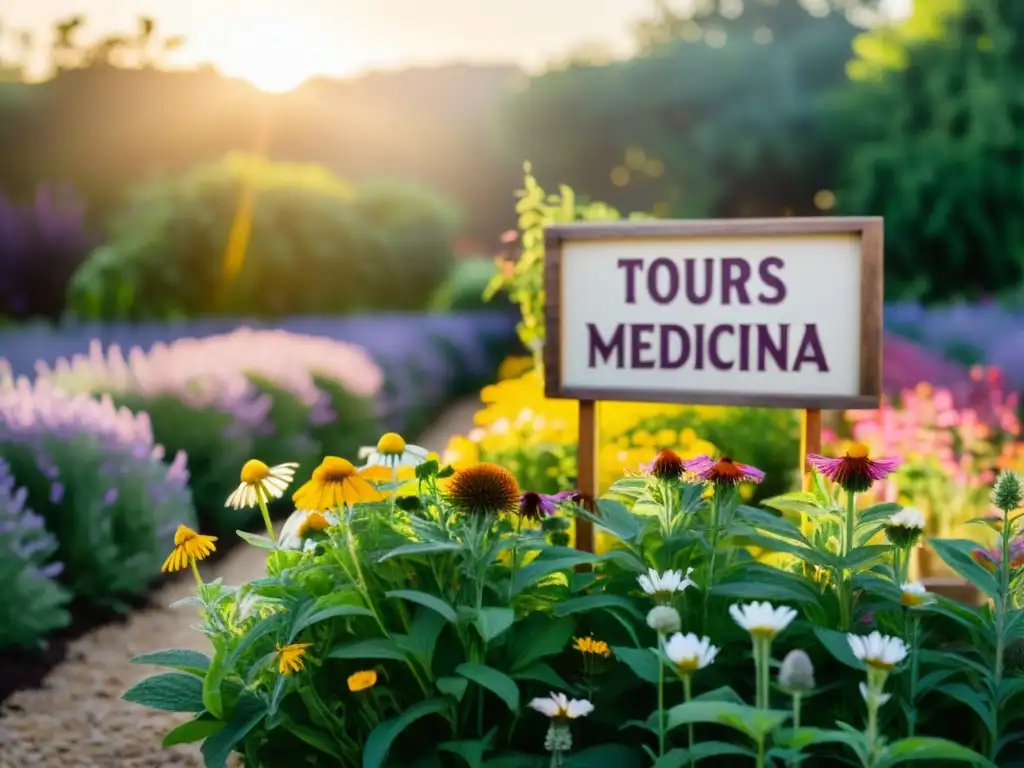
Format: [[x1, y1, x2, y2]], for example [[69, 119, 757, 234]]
[[199, 17, 337, 93]]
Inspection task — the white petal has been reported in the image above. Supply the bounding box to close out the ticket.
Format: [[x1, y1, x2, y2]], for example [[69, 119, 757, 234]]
[[528, 698, 559, 717], [566, 699, 594, 718]]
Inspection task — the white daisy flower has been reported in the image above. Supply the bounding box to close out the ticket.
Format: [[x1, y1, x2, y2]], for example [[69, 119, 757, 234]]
[[225, 459, 298, 510], [638, 567, 695, 601], [859, 682, 891, 707], [847, 631, 908, 670], [729, 601, 798, 639], [900, 581, 932, 608], [528, 692, 594, 721], [888, 507, 925, 531], [663, 632, 719, 674], [358, 432, 430, 469]]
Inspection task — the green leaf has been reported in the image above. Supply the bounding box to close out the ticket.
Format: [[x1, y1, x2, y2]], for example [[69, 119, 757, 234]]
[[291, 602, 374, 638], [930, 539, 1000, 600], [380, 541, 462, 561], [664, 701, 788, 741], [591, 498, 642, 541], [200, 694, 267, 768], [857, 503, 903, 526], [737, 505, 807, 541], [122, 672, 205, 713], [777, 726, 865, 755], [565, 744, 645, 767], [385, 589, 458, 623], [887, 736, 996, 766], [733, 532, 836, 570], [395, 607, 448, 662], [161, 717, 225, 747], [131, 648, 211, 677], [713, 566, 821, 605], [842, 544, 893, 571], [762, 492, 837, 519], [936, 683, 996, 739], [612, 646, 660, 684], [512, 552, 598, 595], [813, 627, 865, 671], [456, 663, 520, 711], [235, 530, 278, 550], [553, 593, 645, 621], [510, 661, 572, 690], [509, 615, 574, 672], [438, 736, 493, 768], [283, 720, 344, 759], [474, 607, 516, 644], [437, 676, 469, 701], [202, 650, 228, 719], [363, 697, 451, 768], [328, 638, 408, 662], [653, 742, 756, 767]]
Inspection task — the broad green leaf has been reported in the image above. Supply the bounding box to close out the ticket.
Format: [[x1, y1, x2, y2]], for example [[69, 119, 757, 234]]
[[857, 503, 903, 526], [161, 717, 225, 747], [733, 532, 836, 570], [512, 553, 599, 595], [930, 539, 1000, 600], [565, 743, 645, 767], [886, 736, 996, 766], [122, 672, 205, 713], [737, 505, 807, 541], [936, 683, 996, 739], [612, 646, 660, 684], [713, 566, 821, 605], [922, 597, 986, 632], [553, 593, 645, 621], [291, 602, 374, 638], [437, 676, 469, 701], [131, 648, 211, 677], [235, 530, 277, 550], [693, 686, 745, 704], [762, 492, 837, 519], [200, 694, 267, 768], [474, 607, 515, 644], [395, 607, 448, 662], [283, 720, 344, 759], [664, 700, 788, 741], [510, 661, 572, 690], [842, 544, 893, 571], [328, 638, 408, 662], [777, 726, 865, 756], [438, 736, 493, 768], [202, 650, 227, 718], [654, 741, 755, 767], [508, 615, 574, 672], [380, 541, 462, 561], [591, 498, 642, 541], [363, 697, 451, 768], [385, 589, 458, 623], [813, 627, 865, 671], [456, 663, 520, 711]]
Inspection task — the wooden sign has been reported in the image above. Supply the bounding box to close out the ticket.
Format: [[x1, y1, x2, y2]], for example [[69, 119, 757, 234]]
[[542, 217, 884, 551]]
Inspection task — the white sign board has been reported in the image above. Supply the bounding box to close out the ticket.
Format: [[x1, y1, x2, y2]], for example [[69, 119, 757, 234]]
[[543, 218, 883, 410]]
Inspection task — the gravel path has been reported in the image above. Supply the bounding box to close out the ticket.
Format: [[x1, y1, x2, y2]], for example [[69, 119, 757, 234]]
[[0, 398, 481, 767]]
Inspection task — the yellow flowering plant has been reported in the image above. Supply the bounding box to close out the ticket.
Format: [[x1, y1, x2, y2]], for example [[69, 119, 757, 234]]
[[123, 434, 1004, 767]]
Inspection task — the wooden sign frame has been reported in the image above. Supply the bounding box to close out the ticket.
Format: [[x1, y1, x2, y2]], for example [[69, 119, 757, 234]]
[[542, 217, 884, 552]]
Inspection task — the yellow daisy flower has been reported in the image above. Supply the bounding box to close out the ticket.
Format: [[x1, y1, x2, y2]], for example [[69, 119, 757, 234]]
[[347, 669, 378, 692], [161, 525, 218, 583], [277, 642, 312, 675], [292, 456, 384, 510], [573, 636, 612, 658]]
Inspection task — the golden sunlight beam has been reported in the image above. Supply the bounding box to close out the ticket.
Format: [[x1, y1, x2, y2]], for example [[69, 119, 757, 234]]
[[196, 16, 336, 93]]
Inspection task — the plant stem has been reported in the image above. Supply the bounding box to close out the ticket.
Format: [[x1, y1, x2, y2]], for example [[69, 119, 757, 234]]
[[756, 736, 766, 768], [509, 513, 524, 601], [792, 692, 801, 730], [991, 507, 1012, 760], [684, 673, 695, 768], [703, 493, 720, 633], [189, 557, 203, 588], [866, 693, 879, 762], [256, 491, 276, 541], [657, 638, 667, 757], [754, 637, 771, 710], [841, 489, 858, 629], [904, 610, 920, 737]]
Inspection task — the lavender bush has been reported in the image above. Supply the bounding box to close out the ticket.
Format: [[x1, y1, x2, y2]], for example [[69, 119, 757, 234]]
[[0, 183, 94, 322], [0, 457, 71, 650], [31, 329, 385, 534], [0, 374, 195, 605]]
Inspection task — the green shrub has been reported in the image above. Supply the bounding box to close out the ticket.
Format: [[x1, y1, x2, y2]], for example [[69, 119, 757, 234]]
[[430, 258, 512, 312], [67, 154, 461, 319], [0, 376, 196, 605], [0, 457, 71, 650]]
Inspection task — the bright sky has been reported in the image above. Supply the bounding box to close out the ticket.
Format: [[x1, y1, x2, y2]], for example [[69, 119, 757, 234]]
[[3, 0, 914, 91]]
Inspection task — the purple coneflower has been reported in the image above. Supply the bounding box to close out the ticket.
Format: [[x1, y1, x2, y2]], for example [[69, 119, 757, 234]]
[[683, 455, 765, 486], [647, 449, 685, 481], [807, 443, 900, 493], [971, 539, 1024, 572], [518, 490, 580, 521]]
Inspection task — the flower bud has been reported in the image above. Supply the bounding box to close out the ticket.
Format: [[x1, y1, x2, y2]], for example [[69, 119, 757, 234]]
[[544, 723, 573, 752], [778, 649, 815, 693], [646, 605, 682, 635], [993, 471, 1023, 514]]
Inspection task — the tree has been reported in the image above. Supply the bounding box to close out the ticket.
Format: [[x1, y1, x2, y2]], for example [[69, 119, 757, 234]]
[[826, 0, 1024, 301]]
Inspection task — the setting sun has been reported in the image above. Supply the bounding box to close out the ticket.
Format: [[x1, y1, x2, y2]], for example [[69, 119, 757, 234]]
[[198, 17, 335, 93]]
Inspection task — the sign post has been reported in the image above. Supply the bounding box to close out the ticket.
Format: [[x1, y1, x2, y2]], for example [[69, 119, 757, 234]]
[[543, 218, 884, 552]]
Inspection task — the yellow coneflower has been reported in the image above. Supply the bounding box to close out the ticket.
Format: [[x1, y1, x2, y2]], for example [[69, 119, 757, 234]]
[[445, 463, 520, 518], [296, 511, 330, 538], [347, 669, 378, 692], [162, 524, 218, 585], [292, 456, 385, 511], [276, 642, 312, 675], [573, 636, 612, 658], [226, 459, 299, 537]]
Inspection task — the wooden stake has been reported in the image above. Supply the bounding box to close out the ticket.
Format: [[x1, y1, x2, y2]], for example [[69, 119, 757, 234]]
[[575, 399, 598, 554], [799, 408, 822, 492]]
